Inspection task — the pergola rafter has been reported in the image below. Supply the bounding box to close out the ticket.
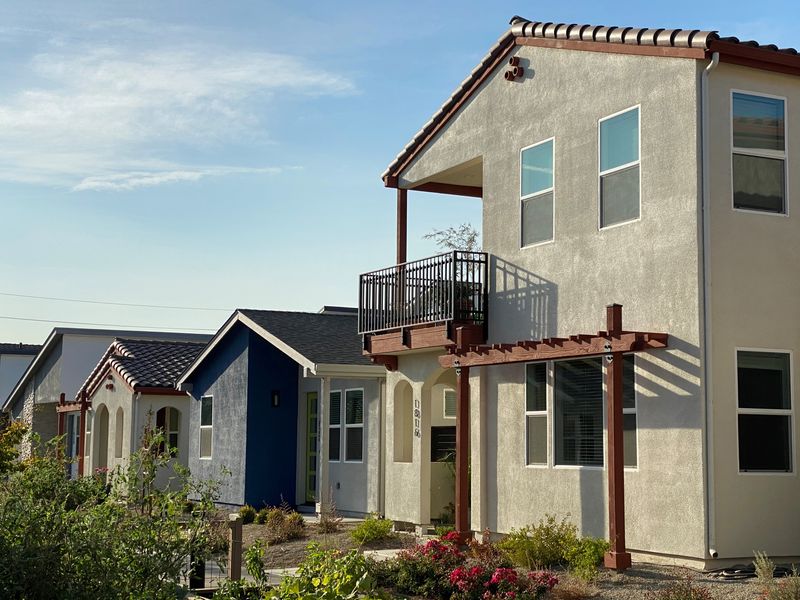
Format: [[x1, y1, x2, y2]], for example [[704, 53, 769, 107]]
[[442, 304, 669, 573]]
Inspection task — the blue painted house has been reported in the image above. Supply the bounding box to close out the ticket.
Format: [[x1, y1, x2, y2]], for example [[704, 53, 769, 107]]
[[177, 307, 386, 514]]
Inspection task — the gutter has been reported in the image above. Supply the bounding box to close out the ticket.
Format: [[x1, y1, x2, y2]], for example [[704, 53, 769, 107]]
[[305, 364, 387, 379], [700, 51, 720, 560]]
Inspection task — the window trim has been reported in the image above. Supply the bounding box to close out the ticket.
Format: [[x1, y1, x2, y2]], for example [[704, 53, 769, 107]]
[[199, 395, 213, 460], [443, 388, 456, 419], [343, 387, 365, 464], [598, 105, 642, 231], [729, 89, 789, 218], [328, 389, 342, 463], [519, 137, 556, 249], [524, 361, 550, 468], [735, 347, 795, 476], [621, 354, 639, 472]]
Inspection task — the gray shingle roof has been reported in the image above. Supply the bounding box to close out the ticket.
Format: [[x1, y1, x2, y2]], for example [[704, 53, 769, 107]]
[[110, 339, 207, 388], [238, 309, 371, 366], [0, 343, 40, 356]]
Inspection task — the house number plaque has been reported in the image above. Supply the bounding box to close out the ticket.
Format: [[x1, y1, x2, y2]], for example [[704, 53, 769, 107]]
[[413, 398, 421, 438]]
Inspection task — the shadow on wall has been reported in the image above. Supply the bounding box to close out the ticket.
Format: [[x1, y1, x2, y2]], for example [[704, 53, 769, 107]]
[[491, 257, 558, 341]]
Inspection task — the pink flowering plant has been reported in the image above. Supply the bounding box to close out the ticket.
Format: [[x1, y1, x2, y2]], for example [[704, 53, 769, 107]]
[[450, 565, 557, 600]]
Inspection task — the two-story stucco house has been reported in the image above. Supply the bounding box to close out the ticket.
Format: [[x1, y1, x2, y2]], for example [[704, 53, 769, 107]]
[[176, 307, 386, 515], [0, 343, 39, 409], [357, 17, 800, 570]]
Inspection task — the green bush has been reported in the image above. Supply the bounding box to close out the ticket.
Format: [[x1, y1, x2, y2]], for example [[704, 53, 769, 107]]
[[253, 505, 306, 543], [255, 506, 279, 525], [351, 513, 394, 544], [273, 543, 375, 600], [644, 578, 713, 600], [0, 428, 223, 600], [564, 537, 609, 581], [435, 524, 456, 537], [239, 504, 257, 525], [498, 515, 578, 569]]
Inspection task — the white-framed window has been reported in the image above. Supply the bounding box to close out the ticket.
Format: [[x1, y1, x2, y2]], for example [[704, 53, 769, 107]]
[[344, 388, 364, 462], [622, 355, 637, 468], [736, 350, 793, 473], [114, 407, 124, 459], [443, 389, 456, 419], [525, 362, 548, 466], [520, 137, 555, 247], [157, 406, 180, 456], [731, 91, 787, 215], [599, 106, 640, 229], [199, 395, 213, 459], [329, 390, 342, 462]]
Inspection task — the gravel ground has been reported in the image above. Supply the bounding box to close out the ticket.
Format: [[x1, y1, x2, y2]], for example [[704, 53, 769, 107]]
[[554, 564, 764, 599]]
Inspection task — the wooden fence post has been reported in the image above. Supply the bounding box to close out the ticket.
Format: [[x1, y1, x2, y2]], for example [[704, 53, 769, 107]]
[[228, 513, 243, 581]]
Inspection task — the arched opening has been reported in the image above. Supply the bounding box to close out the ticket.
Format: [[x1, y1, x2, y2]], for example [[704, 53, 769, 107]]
[[156, 407, 180, 456], [393, 380, 413, 463], [94, 404, 109, 470], [114, 407, 124, 459], [424, 369, 458, 526]]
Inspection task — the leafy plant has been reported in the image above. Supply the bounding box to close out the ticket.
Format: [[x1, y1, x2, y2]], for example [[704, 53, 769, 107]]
[[351, 513, 394, 544], [255, 504, 306, 544], [759, 567, 800, 600], [0, 427, 224, 600], [372, 536, 465, 599], [755, 551, 776, 585], [239, 504, 257, 525], [424, 223, 480, 251], [465, 529, 512, 571], [0, 421, 27, 474], [272, 544, 375, 600], [435, 524, 456, 537], [318, 493, 343, 533], [644, 578, 714, 600], [564, 537, 609, 581], [498, 514, 579, 569]]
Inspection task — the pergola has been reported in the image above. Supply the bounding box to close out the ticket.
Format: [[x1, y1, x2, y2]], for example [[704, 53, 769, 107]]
[[438, 303, 668, 572]]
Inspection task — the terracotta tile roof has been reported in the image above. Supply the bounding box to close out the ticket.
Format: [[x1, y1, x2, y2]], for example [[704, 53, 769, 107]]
[[81, 338, 207, 398], [382, 16, 799, 184]]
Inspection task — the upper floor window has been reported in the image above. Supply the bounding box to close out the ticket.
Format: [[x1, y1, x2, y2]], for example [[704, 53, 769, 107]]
[[737, 350, 792, 472], [732, 92, 786, 214], [199, 396, 213, 459], [520, 138, 554, 247], [599, 107, 640, 228]]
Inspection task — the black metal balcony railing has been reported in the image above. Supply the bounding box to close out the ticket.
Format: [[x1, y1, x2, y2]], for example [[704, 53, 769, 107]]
[[358, 251, 488, 335]]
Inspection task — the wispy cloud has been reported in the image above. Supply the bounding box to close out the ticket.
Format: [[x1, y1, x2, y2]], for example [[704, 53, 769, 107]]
[[72, 166, 294, 192], [0, 23, 355, 190]]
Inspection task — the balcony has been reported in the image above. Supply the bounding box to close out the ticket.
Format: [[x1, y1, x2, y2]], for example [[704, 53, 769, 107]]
[[358, 251, 488, 352]]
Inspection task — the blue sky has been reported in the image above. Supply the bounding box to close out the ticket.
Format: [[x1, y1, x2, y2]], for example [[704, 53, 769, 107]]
[[1, 0, 797, 342]]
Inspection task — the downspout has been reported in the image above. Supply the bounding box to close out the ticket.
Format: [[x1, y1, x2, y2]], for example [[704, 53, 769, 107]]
[[701, 51, 720, 560], [378, 377, 386, 516]]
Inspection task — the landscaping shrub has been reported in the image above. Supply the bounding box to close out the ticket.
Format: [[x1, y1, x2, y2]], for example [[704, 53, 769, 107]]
[[0, 429, 223, 600], [645, 578, 714, 600], [273, 543, 375, 600], [318, 495, 343, 533], [450, 566, 558, 600], [435, 523, 456, 537], [498, 514, 578, 569], [254, 504, 306, 543], [758, 568, 800, 600], [239, 504, 257, 525], [755, 551, 776, 585], [564, 536, 610, 581], [351, 513, 394, 544], [466, 530, 512, 571]]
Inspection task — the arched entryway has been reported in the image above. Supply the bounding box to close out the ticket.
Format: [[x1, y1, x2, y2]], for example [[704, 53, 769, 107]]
[[94, 404, 109, 471]]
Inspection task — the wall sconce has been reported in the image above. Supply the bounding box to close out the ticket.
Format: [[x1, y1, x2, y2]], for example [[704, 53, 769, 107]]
[[271, 390, 280, 407]]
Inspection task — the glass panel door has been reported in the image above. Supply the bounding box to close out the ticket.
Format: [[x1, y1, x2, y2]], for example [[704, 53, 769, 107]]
[[305, 392, 319, 503]]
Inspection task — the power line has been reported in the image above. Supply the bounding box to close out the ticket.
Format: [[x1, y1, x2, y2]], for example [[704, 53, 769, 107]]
[[0, 315, 217, 332], [0, 291, 231, 312]]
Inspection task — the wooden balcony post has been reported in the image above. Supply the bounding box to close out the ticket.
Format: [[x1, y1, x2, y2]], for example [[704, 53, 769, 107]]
[[604, 303, 631, 572], [455, 363, 470, 538], [396, 188, 407, 265]]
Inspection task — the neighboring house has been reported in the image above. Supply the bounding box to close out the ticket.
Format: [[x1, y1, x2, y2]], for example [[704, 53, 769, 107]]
[[0, 343, 40, 409], [358, 17, 800, 569], [2, 328, 210, 465], [73, 339, 207, 488], [176, 307, 386, 515]]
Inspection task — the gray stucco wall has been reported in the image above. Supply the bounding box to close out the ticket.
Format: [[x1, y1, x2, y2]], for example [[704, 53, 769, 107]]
[[0, 354, 34, 408], [706, 62, 800, 560], [187, 324, 250, 506], [396, 45, 707, 561]]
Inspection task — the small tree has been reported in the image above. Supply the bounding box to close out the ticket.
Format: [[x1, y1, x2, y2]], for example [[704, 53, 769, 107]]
[[423, 223, 480, 251]]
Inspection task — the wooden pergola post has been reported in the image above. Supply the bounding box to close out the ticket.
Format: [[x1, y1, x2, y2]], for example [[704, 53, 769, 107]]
[[77, 391, 88, 476], [455, 363, 470, 538], [604, 303, 631, 571]]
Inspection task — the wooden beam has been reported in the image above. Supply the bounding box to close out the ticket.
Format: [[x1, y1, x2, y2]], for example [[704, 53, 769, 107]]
[[710, 40, 800, 78], [439, 331, 667, 368], [397, 188, 407, 265], [370, 355, 398, 372], [410, 182, 483, 198], [604, 304, 631, 572], [455, 365, 470, 537]]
